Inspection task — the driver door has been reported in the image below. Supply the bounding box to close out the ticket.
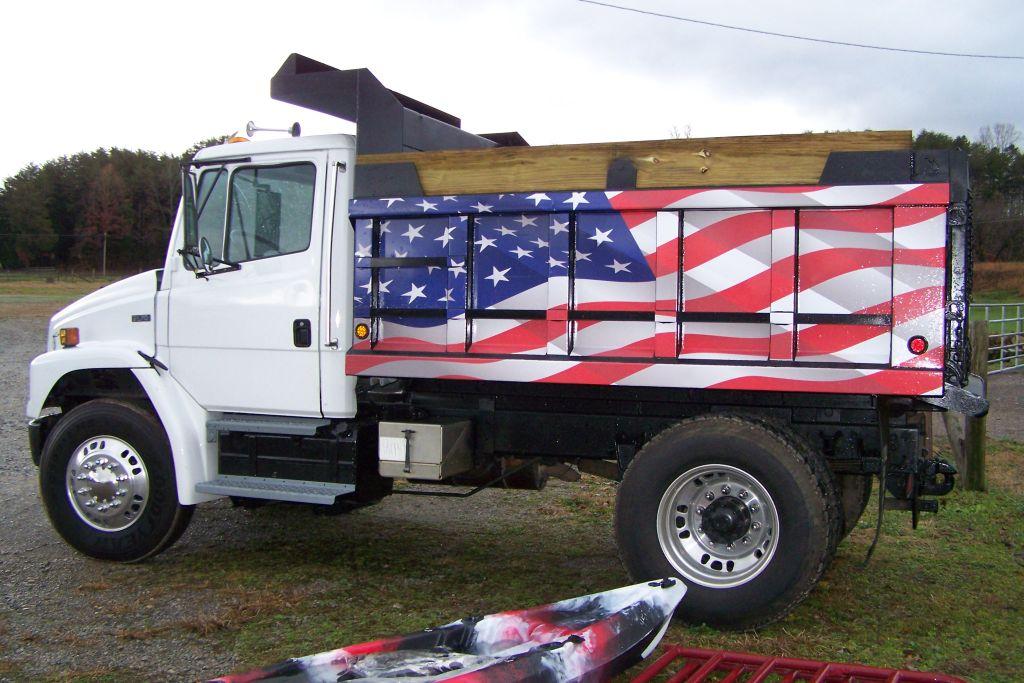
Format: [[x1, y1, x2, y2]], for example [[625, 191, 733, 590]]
[[166, 154, 327, 417]]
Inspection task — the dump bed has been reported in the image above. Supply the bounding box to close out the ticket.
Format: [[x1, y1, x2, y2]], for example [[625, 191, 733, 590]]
[[345, 178, 965, 398]]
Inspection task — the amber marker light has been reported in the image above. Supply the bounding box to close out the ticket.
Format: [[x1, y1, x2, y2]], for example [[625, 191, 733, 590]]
[[354, 323, 370, 340], [59, 327, 80, 347]]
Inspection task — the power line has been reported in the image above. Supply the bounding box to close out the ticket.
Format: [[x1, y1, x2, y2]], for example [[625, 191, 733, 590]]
[[578, 0, 1024, 60]]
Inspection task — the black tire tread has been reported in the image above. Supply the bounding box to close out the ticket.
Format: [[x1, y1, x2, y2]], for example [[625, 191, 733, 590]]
[[39, 399, 193, 562], [615, 413, 840, 630]]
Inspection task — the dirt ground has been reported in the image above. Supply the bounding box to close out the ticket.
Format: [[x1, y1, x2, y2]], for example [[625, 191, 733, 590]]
[[1, 314, 1020, 681]]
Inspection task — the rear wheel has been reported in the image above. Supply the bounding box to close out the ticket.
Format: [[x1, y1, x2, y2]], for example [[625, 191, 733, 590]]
[[615, 415, 840, 629], [39, 400, 193, 562]]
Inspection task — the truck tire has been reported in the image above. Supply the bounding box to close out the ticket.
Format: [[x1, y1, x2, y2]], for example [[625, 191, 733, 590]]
[[836, 473, 873, 539], [39, 400, 194, 562], [614, 415, 840, 630]]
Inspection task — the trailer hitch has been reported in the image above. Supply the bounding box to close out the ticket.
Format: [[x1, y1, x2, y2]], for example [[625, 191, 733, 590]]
[[864, 399, 957, 564], [919, 458, 957, 497]]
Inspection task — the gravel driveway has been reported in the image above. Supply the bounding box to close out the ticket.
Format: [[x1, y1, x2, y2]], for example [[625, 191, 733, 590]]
[[0, 318, 244, 680], [0, 315, 1018, 681]]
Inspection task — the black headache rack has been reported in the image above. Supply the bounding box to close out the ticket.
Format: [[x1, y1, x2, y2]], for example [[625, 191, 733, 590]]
[[270, 53, 527, 198]]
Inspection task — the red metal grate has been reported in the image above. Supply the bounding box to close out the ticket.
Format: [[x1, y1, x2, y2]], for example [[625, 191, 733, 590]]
[[631, 646, 966, 683]]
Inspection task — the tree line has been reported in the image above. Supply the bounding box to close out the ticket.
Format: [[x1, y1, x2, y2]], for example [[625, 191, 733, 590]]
[[1, 128, 1022, 272], [0, 139, 219, 272], [914, 125, 1024, 261]]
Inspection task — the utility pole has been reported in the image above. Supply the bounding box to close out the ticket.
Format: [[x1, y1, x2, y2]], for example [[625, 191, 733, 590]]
[[102, 232, 107, 276]]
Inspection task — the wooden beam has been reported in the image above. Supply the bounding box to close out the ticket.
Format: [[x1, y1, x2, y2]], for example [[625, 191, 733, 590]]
[[357, 130, 912, 196]]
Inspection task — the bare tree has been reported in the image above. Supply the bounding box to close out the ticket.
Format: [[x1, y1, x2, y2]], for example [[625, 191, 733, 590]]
[[978, 123, 1020, 150], [668, 124, 692, 140]]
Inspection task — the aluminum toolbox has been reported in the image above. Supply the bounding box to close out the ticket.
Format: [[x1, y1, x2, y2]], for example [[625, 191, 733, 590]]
[[378, 420, 473, 480]]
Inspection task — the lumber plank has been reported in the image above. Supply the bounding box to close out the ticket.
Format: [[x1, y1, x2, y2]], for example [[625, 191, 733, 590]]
[[357, 130, 912, 195]]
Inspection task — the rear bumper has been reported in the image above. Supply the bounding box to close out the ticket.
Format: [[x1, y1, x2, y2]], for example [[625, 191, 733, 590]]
[[920, 374, 988, 417]]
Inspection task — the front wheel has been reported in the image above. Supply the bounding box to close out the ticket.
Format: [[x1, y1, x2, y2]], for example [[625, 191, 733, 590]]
[[39, 400, 193, 562], [615, 415, 839, 630]]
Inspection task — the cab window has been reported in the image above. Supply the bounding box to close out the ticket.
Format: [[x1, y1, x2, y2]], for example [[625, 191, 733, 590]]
[[225, 163, 316, 263]]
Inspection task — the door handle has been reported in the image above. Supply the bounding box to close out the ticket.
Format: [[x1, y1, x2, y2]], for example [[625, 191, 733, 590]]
[[293, 319, 312, 348]]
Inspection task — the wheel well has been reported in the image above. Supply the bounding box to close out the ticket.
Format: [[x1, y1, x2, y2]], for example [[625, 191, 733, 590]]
[[45, 369, 154, 415]]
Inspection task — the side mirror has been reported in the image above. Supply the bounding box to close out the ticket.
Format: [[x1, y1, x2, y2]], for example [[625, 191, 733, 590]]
[[199, 237, 214, 271]]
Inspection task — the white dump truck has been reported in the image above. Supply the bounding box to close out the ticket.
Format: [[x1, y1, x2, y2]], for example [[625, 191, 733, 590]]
[[26, 55, 985, 628]]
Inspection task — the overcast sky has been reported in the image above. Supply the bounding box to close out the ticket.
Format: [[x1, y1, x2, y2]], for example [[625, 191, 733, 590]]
[[1, 0, 1021, 180]]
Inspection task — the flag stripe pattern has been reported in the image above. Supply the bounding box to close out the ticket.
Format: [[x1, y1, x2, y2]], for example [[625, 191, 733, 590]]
[[348, 183, 950, 397]]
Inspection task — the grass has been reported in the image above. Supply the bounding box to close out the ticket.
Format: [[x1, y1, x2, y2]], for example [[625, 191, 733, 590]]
[[0, 272, 116, 318], [973, 262, 1024, 303]]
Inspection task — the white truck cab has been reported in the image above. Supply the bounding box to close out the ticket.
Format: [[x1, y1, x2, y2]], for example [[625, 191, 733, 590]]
[[27, 134, 361, 553]]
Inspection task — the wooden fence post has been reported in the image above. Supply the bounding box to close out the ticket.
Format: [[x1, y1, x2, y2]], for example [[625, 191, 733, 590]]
[[963, 319, 988, 491]]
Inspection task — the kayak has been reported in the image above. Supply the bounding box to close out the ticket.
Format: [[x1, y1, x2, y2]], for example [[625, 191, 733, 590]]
[[209, 578, 685, 683]]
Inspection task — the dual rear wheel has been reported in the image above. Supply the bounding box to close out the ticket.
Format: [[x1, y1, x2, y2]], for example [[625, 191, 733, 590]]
[[615, 415, 844, 630]]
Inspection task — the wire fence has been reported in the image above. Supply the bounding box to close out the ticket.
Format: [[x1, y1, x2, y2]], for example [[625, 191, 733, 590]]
[[970, 302, 1024, 374]]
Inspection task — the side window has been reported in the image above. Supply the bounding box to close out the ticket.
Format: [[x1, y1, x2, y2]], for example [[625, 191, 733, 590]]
[[187, 169, 228, 269], [225, 163, 316, 262]]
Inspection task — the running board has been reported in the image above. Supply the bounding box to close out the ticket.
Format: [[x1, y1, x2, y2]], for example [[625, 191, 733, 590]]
[[195, 475, 354, 504], [206, 413, 330, 441]]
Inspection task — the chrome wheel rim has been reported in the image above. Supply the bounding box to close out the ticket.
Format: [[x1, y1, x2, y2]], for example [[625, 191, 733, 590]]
[[65, 436, 149, 532], [657, 464, 779, 588]]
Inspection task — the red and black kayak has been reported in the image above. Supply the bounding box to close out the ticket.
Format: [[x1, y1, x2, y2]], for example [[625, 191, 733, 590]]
[[209, 578, 685, 683]]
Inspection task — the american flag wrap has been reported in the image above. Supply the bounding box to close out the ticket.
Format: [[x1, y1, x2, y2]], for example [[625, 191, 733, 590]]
[[349, 183, 948, 397]]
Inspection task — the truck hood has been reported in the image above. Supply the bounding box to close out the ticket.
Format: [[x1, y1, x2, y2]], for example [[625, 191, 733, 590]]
[[48, 270, 160, 351]]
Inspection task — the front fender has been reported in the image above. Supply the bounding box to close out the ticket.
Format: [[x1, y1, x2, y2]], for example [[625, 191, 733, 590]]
[[27, 343, 218, 505], [27, 343, 149, 418], [131, 367, 218, 505]]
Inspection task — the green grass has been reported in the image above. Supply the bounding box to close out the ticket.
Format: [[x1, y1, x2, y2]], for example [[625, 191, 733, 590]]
[[63, 442, 1022, 682], [973, 290, 1024, 305], [0, 272, 116, 317]]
